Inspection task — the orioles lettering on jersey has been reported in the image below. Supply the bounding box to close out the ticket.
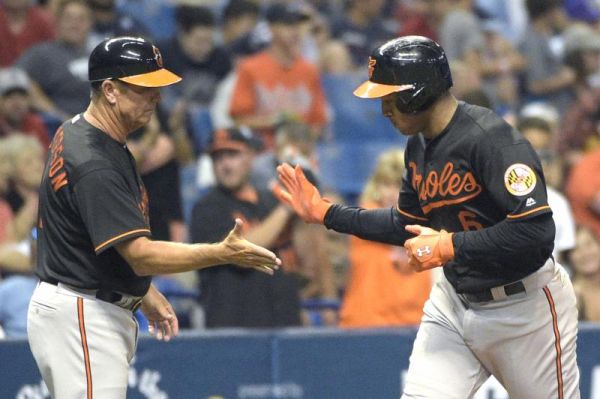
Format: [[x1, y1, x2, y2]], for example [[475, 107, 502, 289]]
[[48, 127, 68, 192], [408, 161, 482, 214]]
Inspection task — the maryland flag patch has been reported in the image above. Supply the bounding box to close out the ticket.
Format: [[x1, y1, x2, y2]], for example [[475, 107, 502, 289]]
[[504, 163, 536, 196]]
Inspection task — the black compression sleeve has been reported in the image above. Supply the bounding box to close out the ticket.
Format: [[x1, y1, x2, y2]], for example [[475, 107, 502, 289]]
[[452, 212, 555, 261], [323, 204, 411, 245]]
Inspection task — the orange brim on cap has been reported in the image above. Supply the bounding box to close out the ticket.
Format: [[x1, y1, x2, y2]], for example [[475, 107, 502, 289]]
[[353, 80, 414, 98], [209, 140, 249, 154], [118, 68, 182, 88]]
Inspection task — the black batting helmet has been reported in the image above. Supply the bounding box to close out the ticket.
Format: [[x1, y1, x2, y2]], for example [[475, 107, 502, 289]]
[[353, 36, 453, 114], [88, 36, 181, 87]]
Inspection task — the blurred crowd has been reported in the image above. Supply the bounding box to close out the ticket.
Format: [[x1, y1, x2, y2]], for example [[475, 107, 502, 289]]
[[1, 0, 600, 338]]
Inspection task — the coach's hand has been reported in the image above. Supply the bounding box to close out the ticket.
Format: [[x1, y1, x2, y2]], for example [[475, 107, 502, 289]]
[[404, 225, 454, 272], [141, 285, 179, 341], [221, 219, 281, 275], [273, 163, 332, 224]]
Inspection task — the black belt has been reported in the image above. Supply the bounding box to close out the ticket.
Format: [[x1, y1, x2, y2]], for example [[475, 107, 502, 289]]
[[95, 289, 143, 312], [462, 280, 526, 302], [43, 280, 143, 312]]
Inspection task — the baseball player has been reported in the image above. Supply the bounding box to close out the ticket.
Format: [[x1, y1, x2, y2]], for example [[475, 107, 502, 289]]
[[27, 36, 280, 399], [274, 36, 580, 399]]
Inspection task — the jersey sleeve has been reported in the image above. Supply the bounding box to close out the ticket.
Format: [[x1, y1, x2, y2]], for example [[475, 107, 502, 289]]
[[73, 167, 151, 254], [474, 133, 551, 221]]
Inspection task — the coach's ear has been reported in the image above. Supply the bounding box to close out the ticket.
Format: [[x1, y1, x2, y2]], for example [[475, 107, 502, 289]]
[[101, 80, 119, 105]]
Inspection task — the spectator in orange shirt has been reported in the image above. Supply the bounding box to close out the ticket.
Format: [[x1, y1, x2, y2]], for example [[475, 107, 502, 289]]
[[339, 149, 433, 328], [0, 0, 55, 67], [229, 3, 328, 150], [566, 147, 600, 242]]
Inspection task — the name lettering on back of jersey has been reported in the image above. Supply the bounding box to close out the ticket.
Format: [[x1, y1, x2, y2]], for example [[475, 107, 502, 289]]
[[408, 161, 483, 214], [48, 128, 68, 192], [504, 163, 536, 196]]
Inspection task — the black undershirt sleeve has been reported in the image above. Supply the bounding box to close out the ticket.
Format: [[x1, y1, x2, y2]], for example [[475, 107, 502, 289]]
[[452, 212, 555, 261], [323, 204, 413, 245]]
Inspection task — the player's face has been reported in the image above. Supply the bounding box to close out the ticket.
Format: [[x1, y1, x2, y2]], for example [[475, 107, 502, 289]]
[[381, 93, 428, 136], [212, 148, 254, 191], [114, 81, 161, 131]]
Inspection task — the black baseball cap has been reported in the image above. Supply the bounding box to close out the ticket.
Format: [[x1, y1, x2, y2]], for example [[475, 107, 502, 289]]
[[265, 3, 310, 24], [88, 37, 181, 87], [209, 127, 263, 154]]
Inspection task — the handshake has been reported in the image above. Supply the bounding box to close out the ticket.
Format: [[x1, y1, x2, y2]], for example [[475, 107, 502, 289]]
[[272, 163, 455, 272]]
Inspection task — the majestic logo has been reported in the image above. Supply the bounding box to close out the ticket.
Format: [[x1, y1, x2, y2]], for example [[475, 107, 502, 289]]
[[525, 197, 536, 207], [408, 161, 483, 214], [368, 57, 376, 79], [504, 163, 536, 196], [152, 45, 163, 68]]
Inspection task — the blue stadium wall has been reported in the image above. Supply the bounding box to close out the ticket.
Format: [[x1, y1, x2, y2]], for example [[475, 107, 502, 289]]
[[2, 324, 600, 398]]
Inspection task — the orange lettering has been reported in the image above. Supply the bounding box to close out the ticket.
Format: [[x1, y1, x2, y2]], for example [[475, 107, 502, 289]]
[[47, 127, 68, 191], [409, 161, 482, 214], [51, 172, 68, 192], [49, 157, 63, 178]]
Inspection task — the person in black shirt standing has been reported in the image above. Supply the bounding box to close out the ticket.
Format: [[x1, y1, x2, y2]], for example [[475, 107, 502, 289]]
[[28, 36, 280, 399], [274, 36, 580, 399], [190, 127, 301, 328]]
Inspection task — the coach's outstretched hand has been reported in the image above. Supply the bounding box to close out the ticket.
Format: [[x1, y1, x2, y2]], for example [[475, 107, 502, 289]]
[[404, 225, 455, 272], [273, 163, 332, 224], [221, 218, 281, 275], [141, 284, 179, 341]]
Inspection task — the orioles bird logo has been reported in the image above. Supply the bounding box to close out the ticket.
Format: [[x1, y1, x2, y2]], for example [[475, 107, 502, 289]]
[[368, 57, 376, 79], [152, 46, 163, 68]]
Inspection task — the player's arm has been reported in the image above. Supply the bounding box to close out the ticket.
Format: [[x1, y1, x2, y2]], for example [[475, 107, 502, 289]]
[[452, 212, 554, 262], [454, 130, 555, 261], [73, 166, 279, 276], [115, 219, 280, 276], [274, 163, 416, 245]]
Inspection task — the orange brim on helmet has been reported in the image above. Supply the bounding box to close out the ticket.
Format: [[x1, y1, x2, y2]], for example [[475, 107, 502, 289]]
[[353, 80, 414, 98], [118, 68, 182, 88]]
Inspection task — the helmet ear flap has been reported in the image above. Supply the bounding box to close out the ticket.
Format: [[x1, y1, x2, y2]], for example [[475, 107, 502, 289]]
[[396, 85, 431, 114]]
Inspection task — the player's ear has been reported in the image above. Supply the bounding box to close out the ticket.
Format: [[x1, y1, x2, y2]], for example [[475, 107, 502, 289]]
[[101, 80, 119, 105]]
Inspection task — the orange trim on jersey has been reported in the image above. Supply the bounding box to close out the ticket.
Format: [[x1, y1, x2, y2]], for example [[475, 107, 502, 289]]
[[395, 206, 428, 222], [94, 229, 151, 252], [506, 205, 551, 220], [420, 189, 483, 215], [543, 287, 564, 399], [77, 298, 93, 399]]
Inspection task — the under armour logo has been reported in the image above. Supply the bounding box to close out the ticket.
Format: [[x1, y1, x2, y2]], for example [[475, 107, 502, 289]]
[[416, 246, 431, 257]]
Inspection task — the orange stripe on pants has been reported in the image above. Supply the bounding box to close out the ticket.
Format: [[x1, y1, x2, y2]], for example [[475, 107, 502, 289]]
[[77, 298, 93, 399], [543, 286, 563, 399]]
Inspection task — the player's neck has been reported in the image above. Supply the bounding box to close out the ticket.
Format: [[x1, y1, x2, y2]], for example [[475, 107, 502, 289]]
[[83, 103, 129, 144], [422, 94, 458, 139]]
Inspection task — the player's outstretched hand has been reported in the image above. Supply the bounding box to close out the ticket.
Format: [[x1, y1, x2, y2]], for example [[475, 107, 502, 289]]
[[141, 285, 179, 342], [273, 163, 332, 224], [404, 225, 455, 272], [221, 219, 281, 275]]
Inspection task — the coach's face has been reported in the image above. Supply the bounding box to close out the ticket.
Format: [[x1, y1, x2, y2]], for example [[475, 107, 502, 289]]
[[110, 81, 161, 132], [381, 93, 428, 136]]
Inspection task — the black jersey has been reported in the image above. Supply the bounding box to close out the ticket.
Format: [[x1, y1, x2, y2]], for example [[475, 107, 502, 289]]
[[399, 102, 552, 291], [190, 186, 301, 328], [36, 114, 152, 296]]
